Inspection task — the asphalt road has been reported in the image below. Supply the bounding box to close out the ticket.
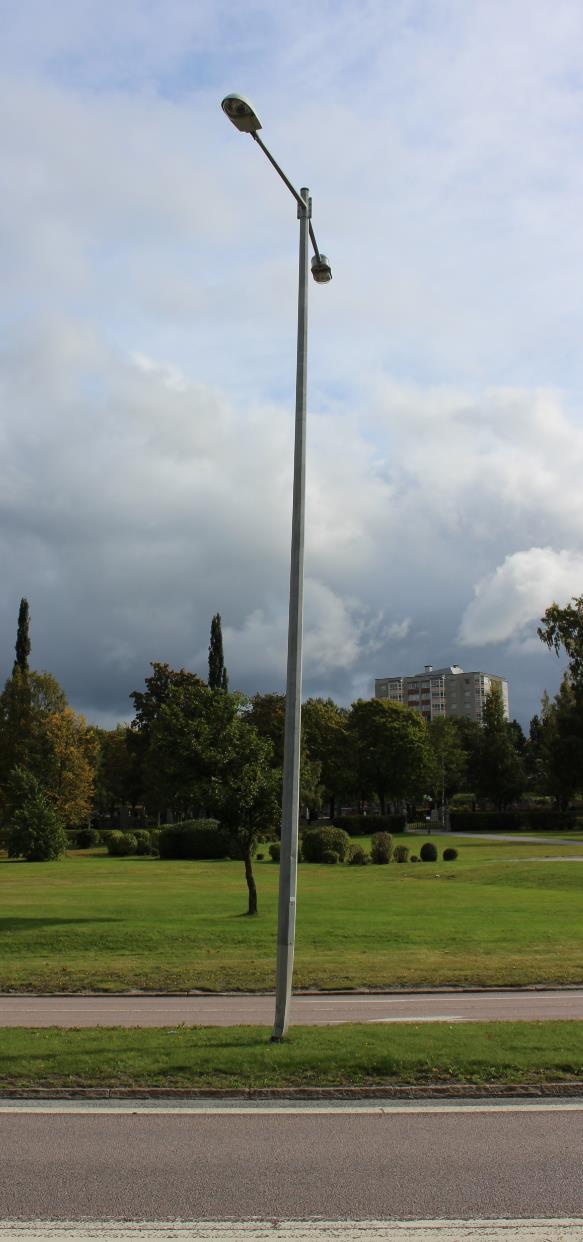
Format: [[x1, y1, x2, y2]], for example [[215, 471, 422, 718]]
[[1, 989, 582, 1026], [0, 1100, 582, 1223]]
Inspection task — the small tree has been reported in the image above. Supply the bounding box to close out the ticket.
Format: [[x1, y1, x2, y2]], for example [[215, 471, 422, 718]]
[[208, 613, 229, 691], [6, 767, 67, 862], [216, 721, 279, 915]]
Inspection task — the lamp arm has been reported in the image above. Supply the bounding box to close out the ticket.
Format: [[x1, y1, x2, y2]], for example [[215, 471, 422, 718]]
[[250, 132, 323, 261]]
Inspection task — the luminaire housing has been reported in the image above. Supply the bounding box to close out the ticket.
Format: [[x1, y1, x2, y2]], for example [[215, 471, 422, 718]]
[[221, 93, 262, 133]]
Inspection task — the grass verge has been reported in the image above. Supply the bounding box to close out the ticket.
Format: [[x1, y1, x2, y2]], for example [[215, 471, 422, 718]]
[[0, 1022, 582, 1089]]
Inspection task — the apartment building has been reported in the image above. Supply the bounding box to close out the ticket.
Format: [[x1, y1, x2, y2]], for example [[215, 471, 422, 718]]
[[374, 664, 509, 723]]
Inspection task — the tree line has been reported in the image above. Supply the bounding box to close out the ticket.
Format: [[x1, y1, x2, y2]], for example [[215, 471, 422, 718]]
[[1, 597, 583, 906]]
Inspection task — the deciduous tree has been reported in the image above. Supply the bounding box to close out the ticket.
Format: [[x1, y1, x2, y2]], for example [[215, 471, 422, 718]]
[[348, 699, 432, 813]]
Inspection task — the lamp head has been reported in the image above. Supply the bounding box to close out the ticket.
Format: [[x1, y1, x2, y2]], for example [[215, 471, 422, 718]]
[[221, 93, 262, 133], [311, 254, 332, 284]]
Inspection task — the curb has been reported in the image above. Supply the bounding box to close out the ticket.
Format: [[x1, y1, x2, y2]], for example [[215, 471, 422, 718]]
[[1, 1082, 582, 1100], [1, 985, 583, 997]]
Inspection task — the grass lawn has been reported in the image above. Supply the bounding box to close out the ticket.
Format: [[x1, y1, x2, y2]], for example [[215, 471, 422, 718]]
[[0, 1022, 581, 1089], [0, 834, 583, 991]]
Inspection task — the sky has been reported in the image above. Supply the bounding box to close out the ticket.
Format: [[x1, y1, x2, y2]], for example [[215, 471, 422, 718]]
[[1, 0, 582, 729]]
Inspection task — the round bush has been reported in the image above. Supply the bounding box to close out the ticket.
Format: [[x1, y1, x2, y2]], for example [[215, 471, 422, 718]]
[[269, 841, 281, 863], [133, 830, 152, 855], [75, 827, 101, 849], [393, 844, 410, 863], [302, 826, 350, 863], [321, 849, 339, 864], [420, 842, 438, 862], [107, 831, 138, 856], [410, 854, 419, 862], [371, 831, 393, 864], [158, 820, 232, 860], [346, 843, 368, 866], [443, 847, 458, 861]]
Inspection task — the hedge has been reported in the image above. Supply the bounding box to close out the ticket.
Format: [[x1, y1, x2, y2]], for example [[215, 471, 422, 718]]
[[450, 810, 577, 833], [158, 820, 239, 860], [333, 814, 406, 836]]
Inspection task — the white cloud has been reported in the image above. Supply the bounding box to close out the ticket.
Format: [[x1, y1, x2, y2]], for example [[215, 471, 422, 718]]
[[458, 548, 583, 646], [2, 2, 583, 725]]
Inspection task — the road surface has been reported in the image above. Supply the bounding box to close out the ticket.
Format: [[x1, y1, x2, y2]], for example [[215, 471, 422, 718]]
[[1, 989, 582, 1026], [0, 1098, 582, 1228]]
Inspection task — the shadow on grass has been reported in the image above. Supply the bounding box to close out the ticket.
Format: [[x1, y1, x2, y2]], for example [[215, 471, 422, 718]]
[[0, 917, 122, 931]]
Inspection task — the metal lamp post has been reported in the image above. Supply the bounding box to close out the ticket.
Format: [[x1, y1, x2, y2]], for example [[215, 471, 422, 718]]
[[221, 93, 331, 1040]]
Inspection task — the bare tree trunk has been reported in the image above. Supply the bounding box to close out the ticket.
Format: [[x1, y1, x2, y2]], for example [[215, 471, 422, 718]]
[[244, 847, 258, 916]]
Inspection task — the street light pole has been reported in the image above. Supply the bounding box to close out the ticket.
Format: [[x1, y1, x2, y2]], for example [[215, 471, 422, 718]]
[[221, 94, 331, 1041], [272, 185, 310, 1040]]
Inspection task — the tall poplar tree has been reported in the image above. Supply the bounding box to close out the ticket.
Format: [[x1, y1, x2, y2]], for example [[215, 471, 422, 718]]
[[13, 598, 31, 674], [208, 613, 228, 691]]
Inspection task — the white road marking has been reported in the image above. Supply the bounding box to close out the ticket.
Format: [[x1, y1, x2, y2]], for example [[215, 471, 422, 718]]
[[368, 1015, 466, 1023], [0, 1218, 582, 1239], [1, 1100, 583, 1115]]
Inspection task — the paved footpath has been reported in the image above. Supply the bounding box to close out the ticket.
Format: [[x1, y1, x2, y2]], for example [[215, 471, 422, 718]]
[[1, 988, 583, 1026]]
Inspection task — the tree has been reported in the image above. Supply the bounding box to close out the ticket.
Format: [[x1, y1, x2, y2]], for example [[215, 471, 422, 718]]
[[215, 721, 279, 915], [6, 767, 67, 862], [247, 693, 286, 766], [301, 698, 353, 819], [93, 725, 141, 817], [13, 598, 31, 675], [471, 685, 525, 809], [427, 717, 468, 811], [40, 708, 97, 826], [348, 699, 432, 813], [129, 664, 208, 817], [530, 679, 583, 809], [246, 691, 319, 816], [208, 613, 228, 691], [538, 597, 583, 692], [0, 669, 69, 820]]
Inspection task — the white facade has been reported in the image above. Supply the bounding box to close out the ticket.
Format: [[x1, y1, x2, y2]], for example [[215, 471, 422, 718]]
[[374, 664, 510, 723]]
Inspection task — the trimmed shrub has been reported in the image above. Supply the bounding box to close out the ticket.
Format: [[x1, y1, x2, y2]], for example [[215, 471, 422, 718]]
[[321, 849, 340, 864], [420, 842, 438, 862], [134, 830, 153, 855], [371, 832, 393, 864], [269, 842, 281, 863], [75, 827, 101, 849], [302, 826, 350, 863], [334, 814, 406, 836], [411, 854, 419, 862], [158, 820, 232, 860], [149, 829, 161, 855], [107, 831, 138, 856], [443, 847, 458, 861], [346, 843, 368, 866], [393, 845, 410, 863]]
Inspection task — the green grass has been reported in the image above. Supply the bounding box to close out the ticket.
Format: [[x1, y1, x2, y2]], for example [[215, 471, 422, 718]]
[[0, 1022, 581, 1089], [1, 834, 583, 991]]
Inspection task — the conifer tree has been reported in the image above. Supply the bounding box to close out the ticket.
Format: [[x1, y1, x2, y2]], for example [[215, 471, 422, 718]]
[[208, 613, 228, 691], [13, 598, 31, 674]]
